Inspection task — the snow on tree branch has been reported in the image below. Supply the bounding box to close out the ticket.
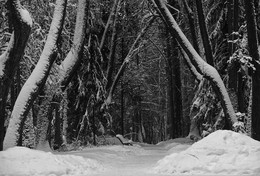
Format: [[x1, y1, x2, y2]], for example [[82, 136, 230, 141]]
[[4, 0, 67, 149]]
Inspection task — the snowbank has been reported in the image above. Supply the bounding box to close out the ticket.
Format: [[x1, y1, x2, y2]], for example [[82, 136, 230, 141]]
[[154, 130, 260, 175], [0, 147, 103, 176]]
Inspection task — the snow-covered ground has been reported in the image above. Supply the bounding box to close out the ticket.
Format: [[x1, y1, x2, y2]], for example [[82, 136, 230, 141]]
[[0, 130, 260, 176], [0, 147, 103, 176], [154, 130, 260, 175]]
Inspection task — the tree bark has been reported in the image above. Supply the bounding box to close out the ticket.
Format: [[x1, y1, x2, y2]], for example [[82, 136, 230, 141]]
[[0, 0, 32, 151], [152, 0, 237, 130], [244, 0, 260, 141], [195, 0, 214, 66], [4, 0, 67, 150]]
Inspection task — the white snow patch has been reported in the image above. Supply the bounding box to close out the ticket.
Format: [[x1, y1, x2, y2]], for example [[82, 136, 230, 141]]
[[154, 130, 260, 175], [0, 147, 103, 176], [0, 51, 6, 76], [19, 8, 33, 27]]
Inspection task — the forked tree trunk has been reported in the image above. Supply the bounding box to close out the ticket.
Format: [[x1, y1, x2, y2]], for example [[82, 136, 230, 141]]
[[4, 0, 67, 150], [244, 0, 260, 141], [0, 0, 32, 151], [152, 0, 237, 130], [36, 0, 89, 149]]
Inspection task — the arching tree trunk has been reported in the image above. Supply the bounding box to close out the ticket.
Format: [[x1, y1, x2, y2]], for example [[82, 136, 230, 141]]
[[152, 0, 237, 130], [0, 0, 32, 151], [4, 0, 67, 150]]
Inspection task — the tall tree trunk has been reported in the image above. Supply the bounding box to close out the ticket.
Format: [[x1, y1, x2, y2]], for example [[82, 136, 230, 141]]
[[120, 83, 124, 135], [53, 104, 62, 150], [227, 0, 239, 113], [105, 0, 121, 90], [195, 0, 214, 66], [152, 0, 237, 130], [4, 0, 67, 150], [165, 30, 175, 139], [233, 0, 245, 113], [227, 0, 236, 90], [173, 47, 183, 137], [0, 0, 32, 151], [120, 38, 125, 135], [167, 0, 183, 138], [244, 0, 260, 141]]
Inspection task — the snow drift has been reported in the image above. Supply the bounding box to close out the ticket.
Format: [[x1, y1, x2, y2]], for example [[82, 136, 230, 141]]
[[0, 147, 103, 176], [154, 130, 260, 175]]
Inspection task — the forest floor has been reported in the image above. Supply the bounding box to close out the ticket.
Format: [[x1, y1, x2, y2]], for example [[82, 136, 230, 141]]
[[66, 138, 192, 176], [1, 130, 260, 176]]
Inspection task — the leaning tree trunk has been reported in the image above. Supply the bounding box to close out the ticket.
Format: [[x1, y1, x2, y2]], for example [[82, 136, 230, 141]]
[[152, 0, 238, 130], [36, 0, 89, 150], [244, 0, 260, 141], [0, 0, 32, 151], [3, 0, 67, 150]]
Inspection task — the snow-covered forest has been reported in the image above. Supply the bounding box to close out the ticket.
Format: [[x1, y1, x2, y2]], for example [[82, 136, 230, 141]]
[[0, 0, 260, 175]]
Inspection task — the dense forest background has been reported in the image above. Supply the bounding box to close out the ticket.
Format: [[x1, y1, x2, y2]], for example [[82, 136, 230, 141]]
[[0, 0, 260, 151]]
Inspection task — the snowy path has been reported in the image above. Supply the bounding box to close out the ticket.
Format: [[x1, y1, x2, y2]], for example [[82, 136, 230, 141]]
[[64, 139, 192, 176], [1, 131, 260, 175]]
